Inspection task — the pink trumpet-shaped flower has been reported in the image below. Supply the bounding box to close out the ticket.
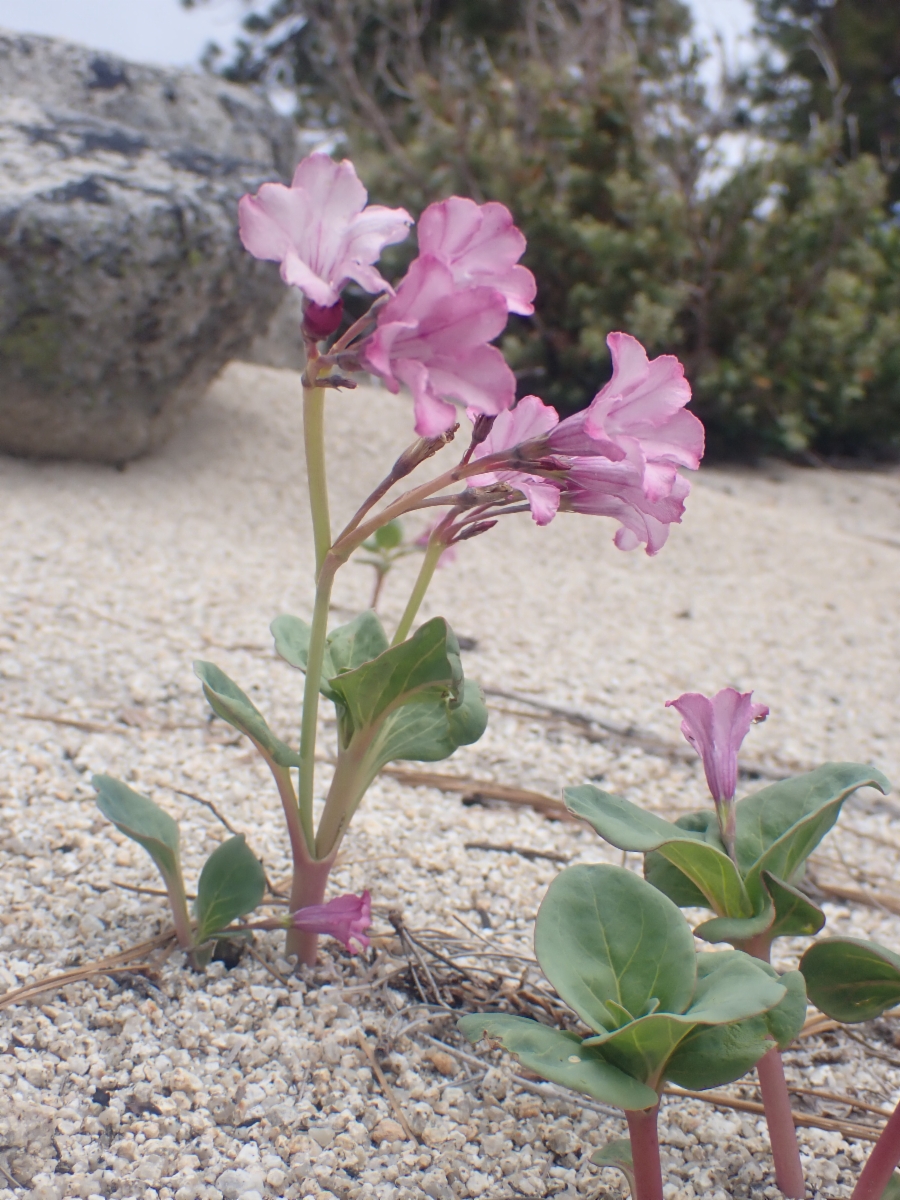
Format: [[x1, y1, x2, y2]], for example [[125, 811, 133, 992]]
[[563, 457, 690, 554], [363, 256, 516, 436], [238, 154, 412, 307], [666, 689, 769, 844], [469, 395, 563, 525], [417, 197, 537, 316], [288, 890, 372, 953], [548, 333, 705, 499]]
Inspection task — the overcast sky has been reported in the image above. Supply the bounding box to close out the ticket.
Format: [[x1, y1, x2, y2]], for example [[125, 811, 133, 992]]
[[0, 0, 756, 71]]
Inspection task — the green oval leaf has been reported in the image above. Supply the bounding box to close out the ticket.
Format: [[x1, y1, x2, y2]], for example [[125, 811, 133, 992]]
[[564, 785, 694, 851], [665, 1015, 774, 1091], [271, 611, 390, 701], [655, 840, 753, 919], [736, 763, 890, 894], [93, 774, 182, 888], [566, 788, 751, 918], [193, 661, 300, 767], [366, 678, 488, 769], [194, 835, 266, 944], [590, 1139, 635, 1191], [800, 937, 900, 1023], [583, 950, 787, 1085], [457, 1012, 658, 1111], [534, 864, 697, 1033], [761, 968, 808, 1050], [693, 902, 774, 945], [374, 519, 404, 550], [328, 616, 463, 734], [764, 871, 825, 940]]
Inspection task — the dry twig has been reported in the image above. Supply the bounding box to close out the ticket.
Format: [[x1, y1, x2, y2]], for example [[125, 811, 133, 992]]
[[663, 1086, 881, 1141], [381, 765, 573, 820], [0, 931, 174, 1009], [464, 842, 569, 864], [356, 1030, 419, 1143]]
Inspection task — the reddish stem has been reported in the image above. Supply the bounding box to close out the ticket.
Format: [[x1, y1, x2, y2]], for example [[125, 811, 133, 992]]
[[851, 1102, 900, 1200], [285, 857, 334, 967], [625, 1105, 663, 1200], [756, 1048, 806, 1198], [738, 936, 806, 1197]]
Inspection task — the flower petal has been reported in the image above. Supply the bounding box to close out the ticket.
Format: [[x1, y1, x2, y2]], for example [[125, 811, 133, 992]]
[[394, 359, 459, 436], [425, 345, 516, 415], [665, 689, 769, 803]]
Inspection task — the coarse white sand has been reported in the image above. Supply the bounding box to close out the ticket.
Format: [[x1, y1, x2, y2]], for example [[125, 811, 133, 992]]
[[1, 363, 899, 1200]]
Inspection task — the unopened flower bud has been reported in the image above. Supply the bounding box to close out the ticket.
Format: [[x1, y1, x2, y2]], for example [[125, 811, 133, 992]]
[[453, 519, 498, 543], [303, 299, 344, 340], [391, 425, 459, 480], [469, 413, 495, 447]]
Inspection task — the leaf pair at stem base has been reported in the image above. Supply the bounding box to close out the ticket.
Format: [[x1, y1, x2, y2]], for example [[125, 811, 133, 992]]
[[93, 774, 265, 960]]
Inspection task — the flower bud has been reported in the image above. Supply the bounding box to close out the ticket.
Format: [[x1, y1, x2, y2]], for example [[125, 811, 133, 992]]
[[303, 299, 344, 340]]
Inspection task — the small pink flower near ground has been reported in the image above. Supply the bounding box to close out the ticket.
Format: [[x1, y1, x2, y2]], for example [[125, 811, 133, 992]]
[[417, 196, 537, 315], [288, 890, 372, 953], [238, 153, 412, 307]]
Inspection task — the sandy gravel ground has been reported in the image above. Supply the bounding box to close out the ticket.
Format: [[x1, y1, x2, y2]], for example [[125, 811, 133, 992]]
[[1, 363, 900, 1200]]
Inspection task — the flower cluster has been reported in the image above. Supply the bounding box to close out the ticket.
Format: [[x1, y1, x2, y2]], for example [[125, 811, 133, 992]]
[[239, 152, 704, 557], [468, 333, 703, 553]]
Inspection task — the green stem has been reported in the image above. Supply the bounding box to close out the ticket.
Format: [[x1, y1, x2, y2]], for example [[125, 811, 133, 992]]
[[315, 737, 373, 860], [303, 384, 331, 575], [165, 871, 194, 953], [297, 553, 338, 839], [265, 754, 314, 867], [392, 537, 445, 646]]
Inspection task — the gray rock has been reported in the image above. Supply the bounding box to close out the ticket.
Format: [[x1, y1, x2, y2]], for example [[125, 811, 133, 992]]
[[0, 30, 297, 462]]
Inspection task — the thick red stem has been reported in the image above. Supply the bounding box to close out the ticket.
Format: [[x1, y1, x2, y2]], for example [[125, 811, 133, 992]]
[[625, 1105, 663, 1200], [285, 857, 333, 967], [739, 937, 806, 1197], [756, 1048, 806, 1197], [851, 1101, 900, 1200]]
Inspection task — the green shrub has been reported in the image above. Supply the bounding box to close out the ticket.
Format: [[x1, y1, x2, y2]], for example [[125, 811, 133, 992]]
[[199, 0, 900, 458]]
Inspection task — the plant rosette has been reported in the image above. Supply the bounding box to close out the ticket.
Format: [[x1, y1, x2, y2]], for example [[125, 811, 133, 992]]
[[459, 864, 805, 1200], [566, 762, 890, 957]]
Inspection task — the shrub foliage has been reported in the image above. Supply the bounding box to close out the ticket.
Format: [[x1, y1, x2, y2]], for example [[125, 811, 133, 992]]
[[198, 0, 900, 458]]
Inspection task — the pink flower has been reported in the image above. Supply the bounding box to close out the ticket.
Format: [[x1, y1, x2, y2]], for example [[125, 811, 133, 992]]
[[289, 890, 372, 953], [417, 197, 536, 315], [548, 333, 705, 499], [362, 256, 516, 436], [469, 395, 563, 525], [238, 154, 412, 307], [666, 690, 769, 805], [562, 457, 690, 554]]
